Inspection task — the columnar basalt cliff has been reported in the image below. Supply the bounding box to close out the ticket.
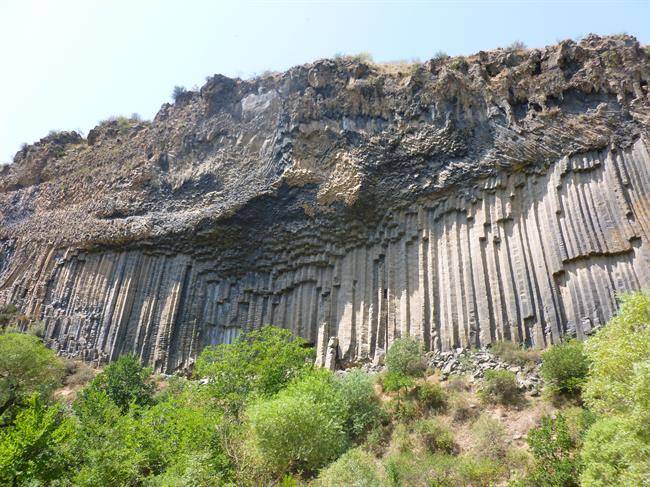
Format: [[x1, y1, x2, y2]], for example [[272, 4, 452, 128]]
[[1, 35, 649, 372]]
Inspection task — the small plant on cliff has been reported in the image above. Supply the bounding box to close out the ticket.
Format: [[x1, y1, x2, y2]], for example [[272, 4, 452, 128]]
[[507, 40, 527, 51], [171, 85, 187, 103], [195, 326, 313, 413]]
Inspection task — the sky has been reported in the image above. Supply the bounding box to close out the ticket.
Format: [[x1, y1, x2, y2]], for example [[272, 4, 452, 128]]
[[1, 0, 648, 164]]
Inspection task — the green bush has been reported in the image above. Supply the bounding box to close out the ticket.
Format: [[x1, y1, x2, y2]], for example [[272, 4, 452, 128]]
[[381, 370, 415, 395], [337, 369, 383, 439], [385, 337, 425, 377], [412, 418, 455, 454], [245, 370, 348, 477], [196, 326, 313, 413], [479, 370, 520, 405], [76, 354, 154, 414], [0, 395, 74, 485], [540, 340, 589, 399], [580, 414, 649, 487], [523, 414, 581, 487], [314, 447, 381, 486], [414, 381, 447, 412], [579, 292, 650, 486], [471, 414, 507, 460], [0, 333, 65, 421], [583, 291, 650, 414]]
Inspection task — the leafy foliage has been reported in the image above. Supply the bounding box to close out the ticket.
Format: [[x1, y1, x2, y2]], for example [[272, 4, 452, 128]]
[[540, 339, 589, 399], [337, 369, 383, 439], [0, 395, 73, 485], [523, 414, 582, 487], [385, 337, 425, 377], [245, 370, 348, 477], [579, 291, 650, 486], [76, 354, 155, 414], [171, 85, 187, 102], [195, 326, 313, 413], [582, 291, 650, 414], [413, 381, 447, 413], [412, 418, 455, 454], [479, 370, 520, 405], [0, 333, 64, 420], [314, 447, 381, 487]]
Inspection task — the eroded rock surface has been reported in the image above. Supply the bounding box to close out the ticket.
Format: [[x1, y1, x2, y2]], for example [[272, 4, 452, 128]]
[[1, 35, 649, 371]]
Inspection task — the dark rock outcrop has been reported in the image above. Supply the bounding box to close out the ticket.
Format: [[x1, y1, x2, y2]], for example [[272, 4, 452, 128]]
[[1, 35, 649, 371]]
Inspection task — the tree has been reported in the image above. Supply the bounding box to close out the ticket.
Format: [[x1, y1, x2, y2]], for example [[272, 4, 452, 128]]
[[195, 326, 313, 413], [75, 354, 154, 414], [0, 333, 64, 421], [385, 337, 425, 377]]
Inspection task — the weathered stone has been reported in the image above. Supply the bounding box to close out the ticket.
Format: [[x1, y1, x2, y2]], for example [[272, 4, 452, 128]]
[[0, 35, 649, 372]]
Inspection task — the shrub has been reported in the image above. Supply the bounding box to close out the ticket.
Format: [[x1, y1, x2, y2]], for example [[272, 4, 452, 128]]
[[195, 326, 313, 413], [433, 51, 449, 61], [314, 447, 381, 486], [385, 337, 425, 377], [582, 291, 650, 414], [412, 418, 455, 454], [580, 414, 649, 487], [363, 422, 393, 456], [0, 333, 65, 420], [479, 370, 520, 405], [471, 414, 507, 460], [414, 381, 447, 413], [383, 396, 420, 423], [349, 52, 373, 63], [244, 370, 348, 477], [381, 370, 415, 396], [337, 369, 383, 439], [524, 414, 581, 487], [508, 40, 527, 51], [449, 392, 477, 422], [540, 340, 589, 399], [172, 85, 187, 102], [579, 292, 650, 486], [76, 354, 154, 414], [490, 340, 541, 368], [0, 395, 74, 485]]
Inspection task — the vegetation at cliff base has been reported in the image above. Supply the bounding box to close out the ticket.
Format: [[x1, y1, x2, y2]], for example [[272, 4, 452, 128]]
[[0, 292, 648, 485]]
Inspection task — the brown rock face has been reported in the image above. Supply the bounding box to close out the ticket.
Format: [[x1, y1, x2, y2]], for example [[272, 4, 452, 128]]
[[1, 35, 649, 372]]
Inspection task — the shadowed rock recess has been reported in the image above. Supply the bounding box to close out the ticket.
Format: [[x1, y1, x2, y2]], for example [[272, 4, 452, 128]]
[[1, 35, 649, 372]]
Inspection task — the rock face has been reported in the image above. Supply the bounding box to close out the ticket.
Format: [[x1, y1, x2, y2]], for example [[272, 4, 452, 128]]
[[1, 35, 649, 372]]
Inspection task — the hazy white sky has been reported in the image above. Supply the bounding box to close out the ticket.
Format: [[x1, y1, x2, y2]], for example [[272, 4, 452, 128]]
[[1, 0, 648, 163]]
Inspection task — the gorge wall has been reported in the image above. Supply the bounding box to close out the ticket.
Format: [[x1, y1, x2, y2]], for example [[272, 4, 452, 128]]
[[1, 35, 649, 372]]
